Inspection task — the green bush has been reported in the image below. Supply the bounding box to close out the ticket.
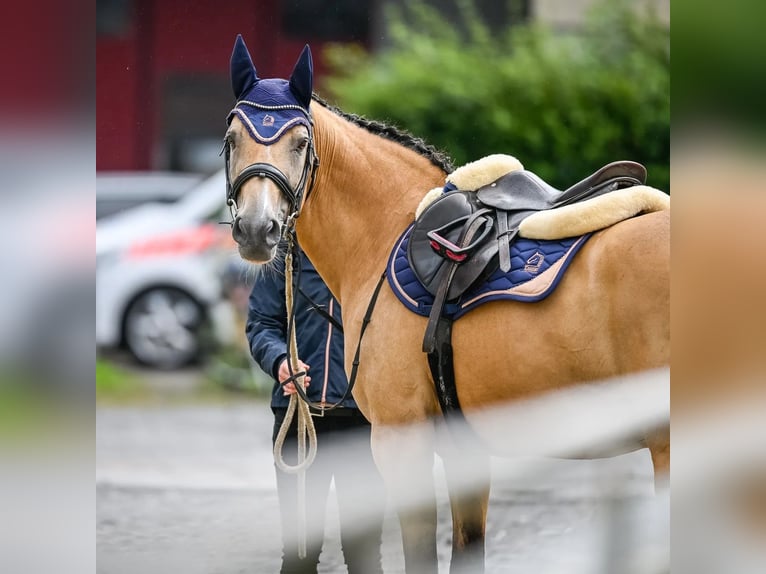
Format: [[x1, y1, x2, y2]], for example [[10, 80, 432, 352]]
[[96, 358, 141, 397], [323, 0, 669, 191]]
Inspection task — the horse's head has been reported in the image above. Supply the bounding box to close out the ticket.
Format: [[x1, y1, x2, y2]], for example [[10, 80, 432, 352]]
[[223, 35, 317, 263]]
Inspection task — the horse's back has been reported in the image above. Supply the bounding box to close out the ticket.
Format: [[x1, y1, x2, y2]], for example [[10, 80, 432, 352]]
[[593, 209, 670, 365]]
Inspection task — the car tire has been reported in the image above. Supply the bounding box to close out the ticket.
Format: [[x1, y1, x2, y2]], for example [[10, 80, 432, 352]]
[[123, 287, 209, 369]]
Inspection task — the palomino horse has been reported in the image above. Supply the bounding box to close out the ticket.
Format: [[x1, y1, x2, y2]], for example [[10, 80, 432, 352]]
[[224, 38, 669, 573]]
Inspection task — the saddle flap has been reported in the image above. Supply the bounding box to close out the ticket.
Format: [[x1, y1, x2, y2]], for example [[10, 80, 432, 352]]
[[408, 191, 498, 300]]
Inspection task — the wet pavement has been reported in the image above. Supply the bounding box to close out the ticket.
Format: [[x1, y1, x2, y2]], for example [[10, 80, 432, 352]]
[[97, 395, 668, 574]]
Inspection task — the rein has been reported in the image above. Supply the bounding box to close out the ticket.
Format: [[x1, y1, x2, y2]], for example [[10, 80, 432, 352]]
[[281, 254, 387, 414], [269, 268, 344, 333]]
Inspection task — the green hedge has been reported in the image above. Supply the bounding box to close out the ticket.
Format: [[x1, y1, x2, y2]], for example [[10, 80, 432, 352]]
[[323, 0, 669, 191]]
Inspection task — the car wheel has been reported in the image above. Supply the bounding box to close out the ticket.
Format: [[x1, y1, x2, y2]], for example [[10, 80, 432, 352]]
[[123, 287, 207, 369]]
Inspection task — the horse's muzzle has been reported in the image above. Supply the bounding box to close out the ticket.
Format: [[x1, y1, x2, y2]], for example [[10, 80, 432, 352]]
[[232, 215, 281, 258]]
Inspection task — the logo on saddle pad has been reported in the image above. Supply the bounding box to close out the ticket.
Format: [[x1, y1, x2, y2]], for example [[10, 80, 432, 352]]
[[524, 251, 545, 274]]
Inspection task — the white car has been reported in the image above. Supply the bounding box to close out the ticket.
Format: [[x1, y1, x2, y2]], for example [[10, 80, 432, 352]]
[[97, 170, 239, 369], [97, 171, 203, 220]]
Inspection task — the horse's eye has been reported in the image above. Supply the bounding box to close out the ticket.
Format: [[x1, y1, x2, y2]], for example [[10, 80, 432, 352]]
[[294, 138, 308, 153], [225, 135, 236, 149]]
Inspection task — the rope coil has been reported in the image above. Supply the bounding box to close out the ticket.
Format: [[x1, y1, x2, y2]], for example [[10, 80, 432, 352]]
[[272, 239, 318, 558]]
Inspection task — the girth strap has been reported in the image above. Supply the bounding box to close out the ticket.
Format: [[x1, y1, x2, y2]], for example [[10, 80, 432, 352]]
[[426, 319, 464, 417]]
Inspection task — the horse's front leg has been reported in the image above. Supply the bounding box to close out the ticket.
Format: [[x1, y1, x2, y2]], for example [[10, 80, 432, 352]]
[[441, 448, 490, 574], [372, 423, 439, 574]]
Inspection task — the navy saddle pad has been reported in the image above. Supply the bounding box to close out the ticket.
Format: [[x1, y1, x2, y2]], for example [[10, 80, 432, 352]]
[[386, 224, 592, 320]]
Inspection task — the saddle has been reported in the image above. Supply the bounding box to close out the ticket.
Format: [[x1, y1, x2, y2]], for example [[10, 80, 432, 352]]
[[407, 160, 647, 417]]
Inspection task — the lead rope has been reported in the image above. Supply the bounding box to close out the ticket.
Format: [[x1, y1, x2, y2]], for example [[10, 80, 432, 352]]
[[273, 237, 318, 559]]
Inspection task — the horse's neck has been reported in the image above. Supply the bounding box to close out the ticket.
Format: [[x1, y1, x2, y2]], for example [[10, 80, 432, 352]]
[[297, 104, 445, 302]]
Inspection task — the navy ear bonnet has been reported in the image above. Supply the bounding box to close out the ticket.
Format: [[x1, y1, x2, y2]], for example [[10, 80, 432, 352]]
[[228, 35, 313, 145]]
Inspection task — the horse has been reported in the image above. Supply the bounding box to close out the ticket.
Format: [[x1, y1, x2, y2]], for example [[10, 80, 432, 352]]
[[223, 38, 669, 573]]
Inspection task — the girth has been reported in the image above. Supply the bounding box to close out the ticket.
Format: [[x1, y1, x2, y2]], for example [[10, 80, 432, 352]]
[[409, 160, 646, 416]]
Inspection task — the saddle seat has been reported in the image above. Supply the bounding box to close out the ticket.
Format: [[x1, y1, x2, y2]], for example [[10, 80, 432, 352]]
[[476, 160, 647, 211]]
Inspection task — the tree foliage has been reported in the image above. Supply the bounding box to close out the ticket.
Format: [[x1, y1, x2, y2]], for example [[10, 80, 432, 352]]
[[323, 0, 669, 190]]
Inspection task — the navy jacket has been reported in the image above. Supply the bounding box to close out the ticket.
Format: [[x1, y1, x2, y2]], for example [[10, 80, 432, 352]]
[[246, 250, 356, 409]]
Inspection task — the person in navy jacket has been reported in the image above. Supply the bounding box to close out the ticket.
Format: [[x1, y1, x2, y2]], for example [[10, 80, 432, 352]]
[[246, 247, 384, 574]]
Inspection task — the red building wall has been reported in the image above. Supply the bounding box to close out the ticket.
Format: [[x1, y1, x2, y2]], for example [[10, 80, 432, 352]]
[[97, 0, 336, 171], [97, 30, 141, 169]]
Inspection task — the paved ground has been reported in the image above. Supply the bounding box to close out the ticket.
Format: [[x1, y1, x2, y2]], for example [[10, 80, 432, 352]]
[[97, 380, 668, 574]]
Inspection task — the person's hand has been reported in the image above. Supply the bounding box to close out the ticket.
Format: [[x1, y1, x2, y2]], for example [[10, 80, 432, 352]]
[[277, 358, 311, 396]]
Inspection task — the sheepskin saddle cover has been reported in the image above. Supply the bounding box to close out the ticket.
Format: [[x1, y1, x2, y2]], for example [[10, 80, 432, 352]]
[[415, 154, 670, 239]]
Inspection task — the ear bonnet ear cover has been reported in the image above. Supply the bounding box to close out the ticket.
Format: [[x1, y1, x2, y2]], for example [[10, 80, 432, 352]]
[[228, 37, 313, 145]]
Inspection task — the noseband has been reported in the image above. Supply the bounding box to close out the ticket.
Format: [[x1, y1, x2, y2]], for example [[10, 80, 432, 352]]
[[222, 111, 320, 235]]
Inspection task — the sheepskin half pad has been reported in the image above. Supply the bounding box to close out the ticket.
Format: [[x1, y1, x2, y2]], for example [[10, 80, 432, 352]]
[[415, 154, 669, 240]]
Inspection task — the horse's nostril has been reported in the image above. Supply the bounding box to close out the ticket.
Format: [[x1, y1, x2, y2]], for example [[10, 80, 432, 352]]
[[262, 219, 281, 247], [232, 216, 247, 242]]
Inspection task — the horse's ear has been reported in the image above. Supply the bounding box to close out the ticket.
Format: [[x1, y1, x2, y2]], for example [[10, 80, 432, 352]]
[[289, 45, 313, 109], [230, 34, 259, 100]]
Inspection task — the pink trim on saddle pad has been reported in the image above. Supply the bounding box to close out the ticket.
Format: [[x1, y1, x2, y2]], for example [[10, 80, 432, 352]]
[[459, 235, 589, 307]]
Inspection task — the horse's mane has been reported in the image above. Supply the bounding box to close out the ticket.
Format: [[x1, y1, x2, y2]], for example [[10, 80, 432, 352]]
[[312, 94, 455, 174]]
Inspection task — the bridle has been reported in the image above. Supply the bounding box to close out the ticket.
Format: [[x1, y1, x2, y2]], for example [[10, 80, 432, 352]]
[[222, 104, 320, 236]]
